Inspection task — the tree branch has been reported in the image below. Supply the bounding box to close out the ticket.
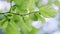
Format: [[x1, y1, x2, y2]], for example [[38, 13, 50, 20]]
[[0, 11, 39, 16]]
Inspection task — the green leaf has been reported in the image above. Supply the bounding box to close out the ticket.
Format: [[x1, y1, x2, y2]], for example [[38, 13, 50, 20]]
[[12, 15, 32, 31], [4, 26, 20, 34], [27, 0, 35, 12], [35, 13, 46, 23], [48, 0, 53, 5], [9, 20, 20, 31], [4, 20, 21, 34], [1, 20, 8, 29], [7, 0, 11, 2], [19, 22, 28, 34], [35, 0, 42, 8], [29, 27, 38, 34], [12, 15, 20, 23], [22, 16, 32, 30], [0, 14, 5, 21], [13, 0, 29, 14], [13, 0, 22, 5], [40, 6, 57, 18], [13, 0, 29, 5], [29, 14, 38, 21], [38, 15, 46, 23], [0, 14, 6, 28], [16, 7, 28, 14], [19, 22, 29, 34], [54, 1, 60, 7]]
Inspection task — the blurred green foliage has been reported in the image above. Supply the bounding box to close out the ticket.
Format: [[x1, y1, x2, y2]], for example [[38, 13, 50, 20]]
[[0, 0, 59, 34]]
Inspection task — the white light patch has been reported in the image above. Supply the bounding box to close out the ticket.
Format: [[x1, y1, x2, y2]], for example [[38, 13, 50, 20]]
[[31, 21, 42, 29], [58, 0, 60, 2], [43, 18, 58, 32], [42, 0, 48, 5], [52, 31, 60, 34], [0, 1, 10, 10], [0, 1, 5, 10]]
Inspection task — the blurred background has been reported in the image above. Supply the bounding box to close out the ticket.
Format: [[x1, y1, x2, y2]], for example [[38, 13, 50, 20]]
[[0, 0, 60, 34]]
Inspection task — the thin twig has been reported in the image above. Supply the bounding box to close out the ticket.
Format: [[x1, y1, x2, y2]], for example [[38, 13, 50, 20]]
[[0, 11, 39, 16], [8, 0, 12, 13]]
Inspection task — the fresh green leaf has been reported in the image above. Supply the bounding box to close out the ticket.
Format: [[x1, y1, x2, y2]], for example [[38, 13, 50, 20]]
[[19, 16, 30, 34], [13, 0, 29, 14], [29, 14, 38, 21], [48, 0, 53, 5], [27, 0, 35, 12], [7, 0, 11, 2], [40, 6, 57, 18], [54, 1, 60, 7], [16, 7, 28, 14], [0, 14, 6, 28], [35, 13, 46, 23], [12, 15, 20, 23], [29, 27, 38, 34], [22, 16, 32, 30], [1, 20, 8, 30], [4, 20, 21, 34], [35, 0, 42, 8]]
